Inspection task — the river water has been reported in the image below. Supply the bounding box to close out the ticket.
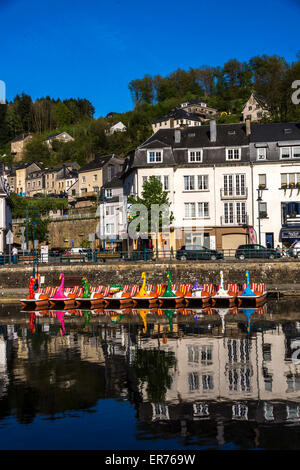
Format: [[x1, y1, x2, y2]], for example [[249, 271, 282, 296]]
[[0, 300, 300, 450]]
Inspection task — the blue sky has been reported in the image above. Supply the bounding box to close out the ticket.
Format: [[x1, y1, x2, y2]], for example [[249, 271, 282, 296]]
[[0, 0, 299, 117]]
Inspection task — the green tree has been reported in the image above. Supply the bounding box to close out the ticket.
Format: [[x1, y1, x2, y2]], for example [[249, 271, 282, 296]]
[[128, 176, 174, 234], [132, 349, 176, 403], [22, 135, 51, 164]]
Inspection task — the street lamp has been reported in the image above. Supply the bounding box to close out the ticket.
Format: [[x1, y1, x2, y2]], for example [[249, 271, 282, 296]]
[[102, 191, 107, 251], [32, 220, 38, 278], [257, 188, 262, 245]]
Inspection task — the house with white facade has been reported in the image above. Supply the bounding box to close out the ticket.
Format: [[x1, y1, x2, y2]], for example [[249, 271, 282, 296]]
[[124, 121, 253, 252], [0, 177, 12, 252], [97, 174, 127, 250], [45, 131, 74, 147], [250, 122, 300, 248], [106, 121, 127, 135]]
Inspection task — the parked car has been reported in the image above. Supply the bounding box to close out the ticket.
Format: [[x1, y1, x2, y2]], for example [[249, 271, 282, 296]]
[[235, 244, 281, 260], [49, 247, 64, 256], [176, 245, 224, 261], [288, 241, 300, 258]]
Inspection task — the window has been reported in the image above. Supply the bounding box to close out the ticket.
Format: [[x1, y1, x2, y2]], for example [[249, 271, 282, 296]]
[[257, 148, 266, 160], [198, 202, 209, 218], [281, 173, 300, 188], [193, 403, 209, 417], [257, 112, 262, 118], [184, 202, 196, 218], [82, 176, 86, 183], [293, 147, 300, 158], [81, 188, 87, 193], [202, 375, 214, 390], [188, 346, 199, 363], [105, 189, 112, 198], [248, 106, 252, 111], [147, 150, 162, 163], [263, 344, 272, 361], [106, 223, 114, 234], [201, 346, 212, 365], [93, 174, 98, 181], [281, 147, 291, 159], [188, 372, 200, 391], [264, 403, 274, 421], [198, 175, 208, 190], [232, 404, 248, 420], [259, 174, 266, 189], [164, 175, 169, 191], [226, 148, 241, 160], [184, 175, 195, 190], [224, 202, 246, 224], [106, 206, 114, 216], [223, 174, 246, 196], [93, 186, 99, 192], [259, 202, 268, 218], [188, 149, 202, 162]]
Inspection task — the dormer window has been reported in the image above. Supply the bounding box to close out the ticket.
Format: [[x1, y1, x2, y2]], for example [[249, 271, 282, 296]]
[[147, 150, 162, 163], [105, 189, 112, 198], [281, 147, 291, 159], [257, 148, 266, 160], [188, 149, 203, 162], [226, 148, 241, 161], [284, 128, 292, 135]]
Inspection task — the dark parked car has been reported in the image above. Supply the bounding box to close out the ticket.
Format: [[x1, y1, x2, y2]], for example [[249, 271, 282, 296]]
[[235, 244, 281, 260], [176, 245, 224, 261]]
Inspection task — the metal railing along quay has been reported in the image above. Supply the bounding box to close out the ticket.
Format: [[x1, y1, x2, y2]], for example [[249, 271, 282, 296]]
[[0, 247, 297, 266]]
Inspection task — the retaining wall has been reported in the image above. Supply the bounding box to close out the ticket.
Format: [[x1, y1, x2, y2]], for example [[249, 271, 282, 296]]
[[1, 261, 300, 288]]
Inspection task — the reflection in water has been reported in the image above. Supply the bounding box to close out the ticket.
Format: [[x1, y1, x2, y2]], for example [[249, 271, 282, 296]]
[[2, 302, 300, 449]]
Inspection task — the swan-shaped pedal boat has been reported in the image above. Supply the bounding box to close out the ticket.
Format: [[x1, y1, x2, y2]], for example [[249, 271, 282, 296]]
[[158, 272, 184, 306], [20, 276, 50, 309], [237, 270, 267, 307], [184, 280, 211, 306], [49, 273, 77, 308], [103, 283, 132, 307], [76, 277, 104, 307], [132, 272, 158, 306], [211, 271, 237, 307]]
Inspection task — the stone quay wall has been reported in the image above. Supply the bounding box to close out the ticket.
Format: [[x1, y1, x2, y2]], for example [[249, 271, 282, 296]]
[[0, 261, 300, 289]]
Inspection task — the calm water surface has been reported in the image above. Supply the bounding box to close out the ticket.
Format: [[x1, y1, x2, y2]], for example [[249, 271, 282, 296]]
[[0, 301, 300, 450]]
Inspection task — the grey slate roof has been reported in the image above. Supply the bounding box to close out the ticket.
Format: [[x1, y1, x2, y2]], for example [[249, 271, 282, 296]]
[[78, 154, 122, 173], [152, 108, 202, 124], [132, 123, 250, 168], [102, 173, 123, 189], [250, 122, 300, 142]]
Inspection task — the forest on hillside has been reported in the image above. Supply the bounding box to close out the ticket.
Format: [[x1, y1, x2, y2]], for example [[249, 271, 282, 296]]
[[1, 54, 300, 167]]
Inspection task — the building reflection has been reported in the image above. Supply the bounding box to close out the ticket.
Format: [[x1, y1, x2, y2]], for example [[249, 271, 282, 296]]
[[0, 305, 300, 444]]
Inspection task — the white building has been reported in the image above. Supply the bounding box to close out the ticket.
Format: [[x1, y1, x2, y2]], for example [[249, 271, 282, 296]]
[[123, 120, 300, 251], [97, 175, 127, 250], [0, 177, 12, 252], [106, 121, 127, 135]]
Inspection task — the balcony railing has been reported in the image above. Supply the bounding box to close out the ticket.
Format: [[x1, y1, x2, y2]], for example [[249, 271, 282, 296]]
[[220, 188, 248, 199], [220, 214, 249, 226]]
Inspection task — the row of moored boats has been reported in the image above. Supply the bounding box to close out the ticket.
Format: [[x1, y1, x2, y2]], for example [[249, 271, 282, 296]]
[[21, 270, 267, 309]]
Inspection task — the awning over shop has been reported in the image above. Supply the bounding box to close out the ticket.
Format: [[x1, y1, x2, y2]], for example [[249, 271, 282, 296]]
[[279, 228, 300, 241]]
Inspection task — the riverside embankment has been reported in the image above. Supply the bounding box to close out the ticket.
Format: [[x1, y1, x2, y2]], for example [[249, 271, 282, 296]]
[[1, 260, 300, 302]]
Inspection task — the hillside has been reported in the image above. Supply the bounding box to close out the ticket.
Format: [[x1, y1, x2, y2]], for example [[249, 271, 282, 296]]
[[1, 53, 300, 169]]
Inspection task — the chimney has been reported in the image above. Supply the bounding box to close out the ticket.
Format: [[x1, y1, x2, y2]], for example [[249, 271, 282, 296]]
[[210, 120, 217, 142], [246, 118, 251, 136], [174, 129, 181, 143]]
